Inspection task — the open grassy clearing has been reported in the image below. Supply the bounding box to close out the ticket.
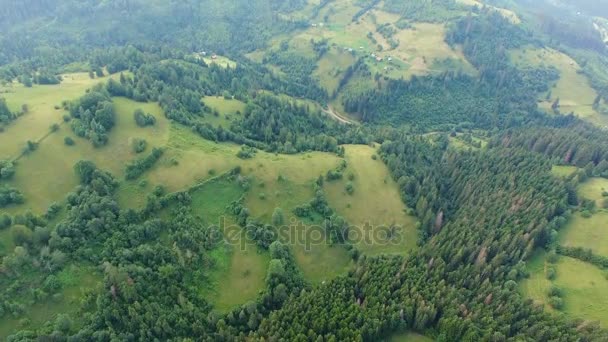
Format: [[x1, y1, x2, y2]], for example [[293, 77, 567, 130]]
[[314, 47, 358, 94], [315, 8, 474, 78], [4, 97, 169, 214], [455, 0, 520, 23], [202, 55, 237, 69], [521, 251, 608, 327], [560, 212, 608, 257], [324, 145, 418, 255], [200, 96, 247, 128], [551, 165, 579, 178], [0, 72, 118, 160], [386, 332, 434, 342], [510, 47, 608, 127], [144, 125, 354, 282], [204, 240, 270, 312], [578, 177, 608, 208], [240, 150, 353, 282], [186, 178, 270, 312], [448, 133, 487, 150], [387, 22, 474, 77], [0, 265, 102, 339]]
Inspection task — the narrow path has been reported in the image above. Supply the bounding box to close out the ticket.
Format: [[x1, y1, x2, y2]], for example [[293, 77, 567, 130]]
[[323, 105, 357, 125]]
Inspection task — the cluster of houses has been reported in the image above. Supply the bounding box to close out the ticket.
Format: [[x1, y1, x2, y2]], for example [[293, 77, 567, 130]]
[[197, 51, 218, 60]]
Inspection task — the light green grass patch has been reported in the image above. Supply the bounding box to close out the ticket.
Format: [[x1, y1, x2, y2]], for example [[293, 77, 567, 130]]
[[386, 331, 434, 342], [315, 48, 358, 94], [325, 145, 418, 255], [201, 96, 247, 128], [203, 55, 237, 69], [456, 0, 521, 23], [0, 72, 118, 160], [521, 251, 608, 326], [551, 165, 579, 178], [510, 47, 607, 127], [560, 212, 608, 257], [6, 97, 169, 214], [187, 180, 269, 312], [578, 177, 608, 208], [204, 241, 270, 312]]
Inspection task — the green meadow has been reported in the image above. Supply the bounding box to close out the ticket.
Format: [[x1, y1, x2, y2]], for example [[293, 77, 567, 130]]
[[325, 145, 418, 255], [521, 251, 608, 327], [551, 165, 579, 178], [511, 47, 608, 127], [4, 95, 169, 214], [578, 177, 608, 208], [560, 212, 608, 257], [386, 332, 434, 342]]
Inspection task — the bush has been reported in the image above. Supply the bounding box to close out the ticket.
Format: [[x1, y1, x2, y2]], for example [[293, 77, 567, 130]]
[[125, 148, 164, 180], [548, 296, 564, 310], [0, 160, 15, 180], [132, 138, 147, 153], [64, 137, 75, 146], [345, 181, 355, 195], [547, 285, 562, 298], [545, 266, 557, 280], [134, 109, 156, 127], [237, 145, 257, 159], [580, 210, 593, 218]]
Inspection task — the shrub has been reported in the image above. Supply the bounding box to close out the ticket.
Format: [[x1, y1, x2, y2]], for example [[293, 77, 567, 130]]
[[134, 109, 156, 127], [64, 137, 75, 146], [545, 266, 557, 280], [548, 296, 564, 310], [132, 138, 147, 154], [345, 181, 355, 195], [237, 145, 256, 159]]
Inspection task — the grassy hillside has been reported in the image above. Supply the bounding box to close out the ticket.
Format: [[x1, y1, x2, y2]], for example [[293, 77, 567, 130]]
[[521, 251, 608, 327]]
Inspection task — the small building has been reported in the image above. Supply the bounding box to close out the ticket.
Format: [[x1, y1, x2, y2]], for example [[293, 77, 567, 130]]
[[387, 57, 393, 61], [312, 23, 318, 27], [211, 54, 218, 60], [376, 56, 383, 62], [319, 23, 325, 27]]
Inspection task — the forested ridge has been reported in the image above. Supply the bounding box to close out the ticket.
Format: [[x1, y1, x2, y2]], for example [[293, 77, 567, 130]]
[[1, 0, 608, 340]]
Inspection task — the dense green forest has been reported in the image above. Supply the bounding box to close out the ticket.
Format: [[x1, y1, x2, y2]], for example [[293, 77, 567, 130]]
[[1, 0, 608, 340]]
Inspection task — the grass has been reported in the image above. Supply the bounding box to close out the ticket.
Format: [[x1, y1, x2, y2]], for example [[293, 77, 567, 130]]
[[560, 212, 608, 257], [578, 177, 608, 208], [520, 251, 608, 327], [324, 145, 418, 255], [202, 55, 237, 69], [201, 96, 247, 128], [510, 47, 608, 127], [386, 332, 434, 342], [0, 265, 101, 340], [0, 72, 118, 160], [314, 47, 358, 94], [551, 165, 579, 178], [183, 178, 271, 312], [4, 96, 169, 214], [204, 240, 270, 312], [455, 0, 520, 23]]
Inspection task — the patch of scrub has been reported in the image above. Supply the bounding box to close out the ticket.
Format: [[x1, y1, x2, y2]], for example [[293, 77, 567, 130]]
[[551, 165, 578, 178]]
